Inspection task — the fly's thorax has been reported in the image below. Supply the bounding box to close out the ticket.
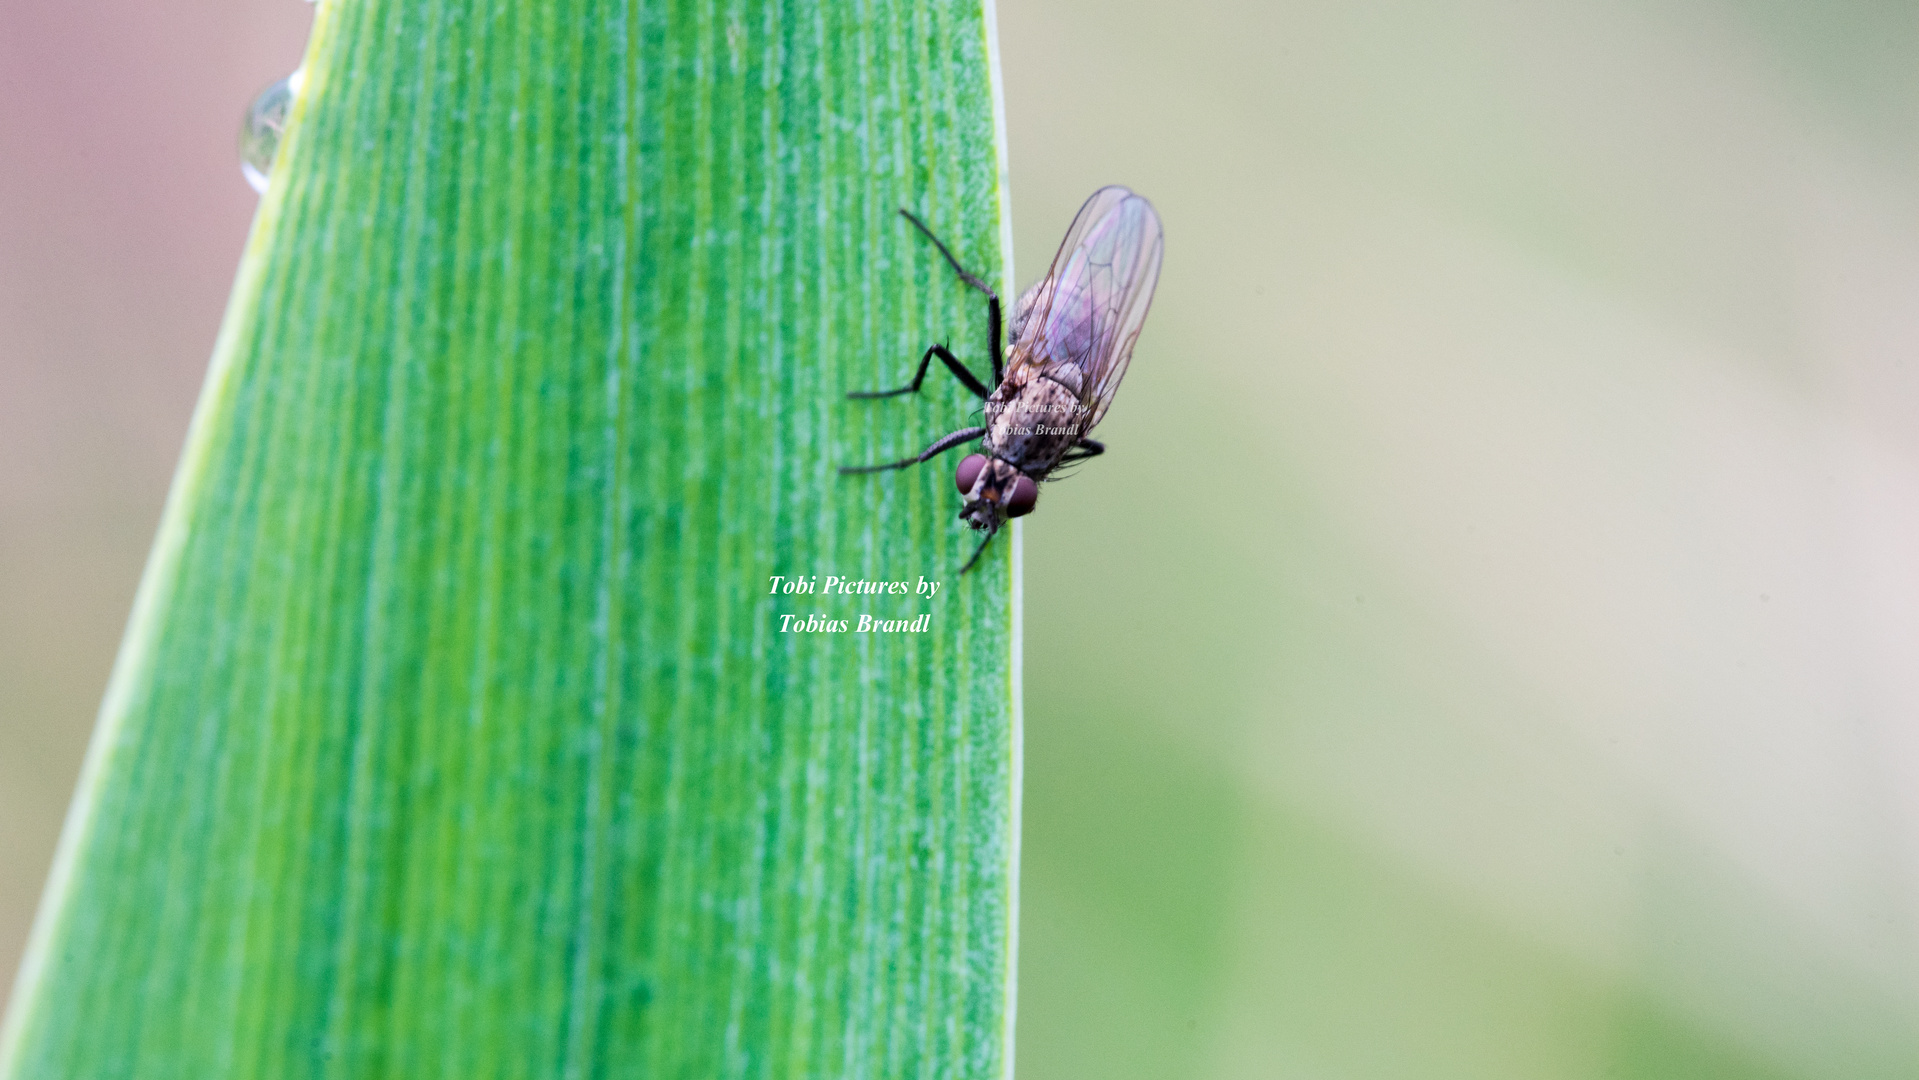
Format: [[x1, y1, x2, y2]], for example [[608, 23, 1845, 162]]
[[956, 454, 1037, 531], [983, 362, 1086, 474], [1042, 361, 1084, 396]]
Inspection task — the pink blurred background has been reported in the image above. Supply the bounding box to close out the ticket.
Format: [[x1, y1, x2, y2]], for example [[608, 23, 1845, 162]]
[[0, 0, 312, 986]]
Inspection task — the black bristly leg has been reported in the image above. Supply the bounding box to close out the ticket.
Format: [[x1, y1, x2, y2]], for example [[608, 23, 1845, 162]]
[[958, 525, 999, 575], [838, 425, 987, 475], [1057, 437, 1105, 464], [847, 343, 990, 401], [899, 208, 1003, 388], [989, 293, 1002, 386]]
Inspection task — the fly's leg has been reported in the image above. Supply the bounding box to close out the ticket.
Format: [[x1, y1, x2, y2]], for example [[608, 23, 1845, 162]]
[[847, 343, 990, 401], [958, 525, 999, 575], [849, 204, 1003, 399], [899, 208, 1004, 387], [1057, 437, 1106, 465], [838, 426, 987, 475]]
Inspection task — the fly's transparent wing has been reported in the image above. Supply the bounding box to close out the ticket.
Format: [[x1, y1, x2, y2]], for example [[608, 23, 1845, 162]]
[[1006, 187, 1135, 359], [1012, 186, 1164, 430]]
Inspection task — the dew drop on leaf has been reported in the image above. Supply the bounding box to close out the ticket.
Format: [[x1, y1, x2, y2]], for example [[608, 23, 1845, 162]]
[[239, 69, 303, 193]]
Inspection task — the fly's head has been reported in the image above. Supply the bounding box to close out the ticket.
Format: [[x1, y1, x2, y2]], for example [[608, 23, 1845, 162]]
[[955, 453, 1037, 532]]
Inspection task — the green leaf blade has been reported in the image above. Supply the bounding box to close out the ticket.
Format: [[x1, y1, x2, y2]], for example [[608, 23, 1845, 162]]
[[2, 1, 1017, 1077]]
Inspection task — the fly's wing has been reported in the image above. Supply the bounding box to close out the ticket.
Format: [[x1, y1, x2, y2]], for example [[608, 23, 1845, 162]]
[[1006, 187, 1134, 361], [1011, 186, 1164, 430]]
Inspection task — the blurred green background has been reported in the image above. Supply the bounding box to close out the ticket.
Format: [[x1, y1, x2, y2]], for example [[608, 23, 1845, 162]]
[[7, 1, 1919, 1077]]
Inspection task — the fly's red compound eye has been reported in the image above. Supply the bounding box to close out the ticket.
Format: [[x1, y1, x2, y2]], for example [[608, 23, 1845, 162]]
[[1007, 475, 1039, 517], [955, 454, 987, 494]]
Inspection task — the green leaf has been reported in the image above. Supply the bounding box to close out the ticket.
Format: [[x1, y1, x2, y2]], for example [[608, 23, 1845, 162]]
[[1, 1, 1019, 1076]]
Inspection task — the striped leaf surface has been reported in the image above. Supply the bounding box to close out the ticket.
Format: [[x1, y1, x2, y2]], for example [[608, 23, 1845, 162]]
[[1, 1, 1018, 1076]]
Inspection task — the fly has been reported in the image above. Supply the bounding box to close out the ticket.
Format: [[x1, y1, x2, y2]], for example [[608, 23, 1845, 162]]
[[841, 186, 1165, 573]]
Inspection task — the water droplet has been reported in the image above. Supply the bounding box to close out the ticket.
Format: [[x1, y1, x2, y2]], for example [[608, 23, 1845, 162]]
[[239, 69, 303, 193]]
